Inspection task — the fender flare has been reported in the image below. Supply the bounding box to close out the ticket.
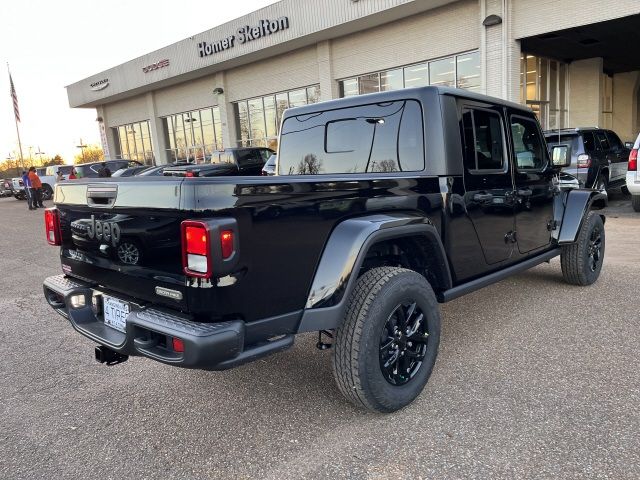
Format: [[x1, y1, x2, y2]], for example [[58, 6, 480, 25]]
[[297, 213, 452, 333], [557, 189, 606, 244]]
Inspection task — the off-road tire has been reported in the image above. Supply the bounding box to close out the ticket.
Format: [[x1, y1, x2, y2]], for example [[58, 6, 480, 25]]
[[560, 211, 605, 286], [332, 267, 441, 413], [632, 195, 640, 212]]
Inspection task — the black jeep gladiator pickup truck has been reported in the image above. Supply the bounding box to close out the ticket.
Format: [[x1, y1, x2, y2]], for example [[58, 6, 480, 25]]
[[43, 87, 605, 412]]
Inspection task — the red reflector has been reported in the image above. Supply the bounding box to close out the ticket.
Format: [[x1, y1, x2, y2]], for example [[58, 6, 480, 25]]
[[44, 208, 61, 246], [185, 225, 208, 255], [629, 149, 638, 171], [172, 338, 184, 353], [185, 171, 196, 177], [221, 230, 234, 259]]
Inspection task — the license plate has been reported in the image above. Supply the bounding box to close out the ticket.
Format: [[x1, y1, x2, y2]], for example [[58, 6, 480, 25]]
[[103, 295, 130, 333]]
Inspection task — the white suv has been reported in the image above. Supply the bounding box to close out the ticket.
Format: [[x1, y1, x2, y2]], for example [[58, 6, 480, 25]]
[[628, 133, 640, 212]]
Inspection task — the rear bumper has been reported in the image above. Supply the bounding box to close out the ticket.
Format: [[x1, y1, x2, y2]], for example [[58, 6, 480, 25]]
[[43, 274, 293, 370], [626, 171, 640, 194]]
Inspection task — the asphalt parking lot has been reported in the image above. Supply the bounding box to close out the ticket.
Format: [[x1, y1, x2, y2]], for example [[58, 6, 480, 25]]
[[1, 194, 638, 480]]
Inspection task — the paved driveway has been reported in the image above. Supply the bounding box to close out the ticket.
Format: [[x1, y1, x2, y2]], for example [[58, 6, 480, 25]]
[[0, 196, 638, 479]]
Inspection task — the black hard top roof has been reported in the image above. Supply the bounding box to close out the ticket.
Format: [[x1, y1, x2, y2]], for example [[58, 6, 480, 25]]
[[283, 86, 532, 117]]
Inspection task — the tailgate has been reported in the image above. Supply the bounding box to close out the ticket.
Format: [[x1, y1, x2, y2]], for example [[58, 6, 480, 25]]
[[54, 177, 191, 310]]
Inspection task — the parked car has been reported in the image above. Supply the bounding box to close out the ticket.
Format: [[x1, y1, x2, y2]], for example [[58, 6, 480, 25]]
[[627, 132, 640, 212], [112, 165, 153, 177], [261, 154, 277, 175], [0, 179, 13, 197], [544, 128, 629, 194], [163, 147, 274, 177], [43, 86, 605, 413], [75, 160, 142, 179]]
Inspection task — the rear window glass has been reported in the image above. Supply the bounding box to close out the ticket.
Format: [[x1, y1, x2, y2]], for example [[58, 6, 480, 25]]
[[546, 134, 580, 151], [278, 100, 424, 175]]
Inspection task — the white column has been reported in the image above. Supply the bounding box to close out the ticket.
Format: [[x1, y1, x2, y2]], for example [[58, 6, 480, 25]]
[[317, 40, 338, 101], [146, 92, 168, 164], [215, 71, 237, 148], [96, 105, 118, 161]]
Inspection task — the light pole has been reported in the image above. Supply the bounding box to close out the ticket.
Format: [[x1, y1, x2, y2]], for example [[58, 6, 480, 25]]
[[76, 139, 87, 163], [35, 146, 45, 165]]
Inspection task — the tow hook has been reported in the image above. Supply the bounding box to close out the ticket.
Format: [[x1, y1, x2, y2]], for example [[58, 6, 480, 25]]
[[94, 345, 129, 366]]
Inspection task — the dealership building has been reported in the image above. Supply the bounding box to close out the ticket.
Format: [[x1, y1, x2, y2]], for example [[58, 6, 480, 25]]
[[66, 0, 640, 165]]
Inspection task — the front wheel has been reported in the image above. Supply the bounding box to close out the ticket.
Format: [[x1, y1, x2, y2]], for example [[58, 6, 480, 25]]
[[332, 267, 441, 413], [560, 211, 605, 286]]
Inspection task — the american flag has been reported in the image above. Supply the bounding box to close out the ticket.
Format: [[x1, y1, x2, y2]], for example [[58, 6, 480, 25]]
[[9, 73, 20, 123]]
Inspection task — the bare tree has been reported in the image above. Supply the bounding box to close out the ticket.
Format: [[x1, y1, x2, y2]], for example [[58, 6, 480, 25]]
[[297, 153, 323, 174]]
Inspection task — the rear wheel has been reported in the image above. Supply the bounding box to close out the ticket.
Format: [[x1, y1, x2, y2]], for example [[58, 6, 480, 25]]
[[632, 195, 640, 212], [560, 211, 605, 286], [332, 267, 440, 413], [42, 184, 54, 201]]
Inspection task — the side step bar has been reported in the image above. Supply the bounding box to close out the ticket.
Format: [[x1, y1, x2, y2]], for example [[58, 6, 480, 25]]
[[438, 249, 561, 303]]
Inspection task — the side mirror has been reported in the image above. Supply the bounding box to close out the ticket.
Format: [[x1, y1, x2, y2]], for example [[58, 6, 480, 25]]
[[551, 145, 571, 168], [624, 141, 634, 149]]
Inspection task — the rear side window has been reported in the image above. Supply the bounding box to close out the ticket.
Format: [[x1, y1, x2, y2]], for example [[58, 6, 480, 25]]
[[510, 116, 547, 170], [236, 150, 263, 167], [278, 100, 424, 175], [606, 131, 623, 150], [595, 131, 610, 150], [582, 132, 597, 152], [461, 109, 506, 172]]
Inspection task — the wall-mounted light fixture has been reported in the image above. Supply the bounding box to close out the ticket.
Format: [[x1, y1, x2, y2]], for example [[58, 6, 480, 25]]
[[482, 14, 502, 27], [213, 87, 224, 95], [96, 116, 103, 122]]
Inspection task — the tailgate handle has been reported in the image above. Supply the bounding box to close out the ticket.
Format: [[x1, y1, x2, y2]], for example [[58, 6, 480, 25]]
[[87, 184, 118, 208]]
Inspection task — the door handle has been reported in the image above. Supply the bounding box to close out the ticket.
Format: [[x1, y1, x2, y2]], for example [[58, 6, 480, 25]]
[[516, 189, 532, 197], [473, 193, 493, 202]]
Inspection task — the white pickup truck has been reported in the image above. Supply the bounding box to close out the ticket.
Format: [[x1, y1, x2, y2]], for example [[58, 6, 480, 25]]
[[11, 165, 72, 200]]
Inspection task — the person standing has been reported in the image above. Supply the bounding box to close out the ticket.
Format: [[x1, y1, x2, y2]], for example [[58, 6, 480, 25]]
[[68, 168, 77, 180], [56, 170, 64, 183], [28, 166, 44, 208], [21, 170, 34, 210], [97, 162, 111, 178]]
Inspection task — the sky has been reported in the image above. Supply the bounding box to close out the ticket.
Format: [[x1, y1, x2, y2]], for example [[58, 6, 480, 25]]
[[0, 0, 275, 165]]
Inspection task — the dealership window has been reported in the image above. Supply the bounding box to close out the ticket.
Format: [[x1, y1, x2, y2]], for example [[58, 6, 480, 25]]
[[234, 85, 321, 150], [162, 106, 223, 163], [339, 51, 480, 97], [113, 120, 154, 165], [278, 100, 424, 175], [520, 54, 569, 130]]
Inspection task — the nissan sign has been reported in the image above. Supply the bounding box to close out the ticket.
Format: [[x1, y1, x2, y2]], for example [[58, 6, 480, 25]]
[[90, 79, 109, 91]]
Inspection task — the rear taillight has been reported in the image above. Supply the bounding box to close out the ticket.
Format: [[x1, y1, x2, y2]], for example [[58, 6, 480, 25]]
[[577, 154, 591, 168], [44, 208, 61, 246], [181, 221, 211, 278], [629, 149, 638, 171]]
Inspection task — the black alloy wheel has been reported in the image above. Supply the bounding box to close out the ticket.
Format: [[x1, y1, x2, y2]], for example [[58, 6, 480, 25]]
[[587, 225, 603, 272], [332, 267, 441, 412], [379, 301, 429, 386], [560, 211, 605, 286]]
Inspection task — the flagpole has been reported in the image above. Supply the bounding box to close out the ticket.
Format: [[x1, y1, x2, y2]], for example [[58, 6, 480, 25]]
[[7, 63, 24, 169]]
